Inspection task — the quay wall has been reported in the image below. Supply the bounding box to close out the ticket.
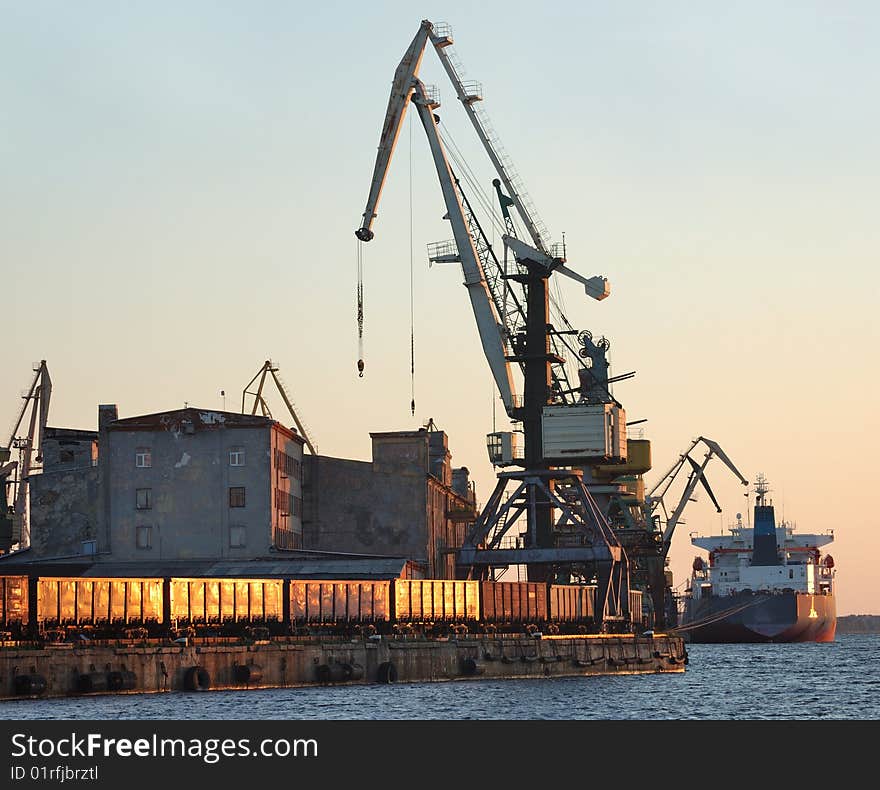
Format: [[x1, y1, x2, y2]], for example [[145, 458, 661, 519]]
[[0, 634, 687, 700]]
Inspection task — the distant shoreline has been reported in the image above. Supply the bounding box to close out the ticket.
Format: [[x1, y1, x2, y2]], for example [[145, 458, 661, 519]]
[[837, 615, 880, 634]]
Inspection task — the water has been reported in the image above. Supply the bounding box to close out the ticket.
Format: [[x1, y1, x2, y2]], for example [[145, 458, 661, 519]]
[[3, 635, 878, 720]]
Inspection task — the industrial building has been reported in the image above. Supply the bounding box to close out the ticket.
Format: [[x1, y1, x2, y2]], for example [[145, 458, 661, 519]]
[[303, 428, 477, 578], [9, 404, 475, 581]]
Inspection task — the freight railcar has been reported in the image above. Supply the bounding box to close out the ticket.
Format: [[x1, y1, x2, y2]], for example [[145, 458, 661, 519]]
[[392, 579, 479, 633], [0, 574, 641, 640], [548, 583, 595, 622], [169, 578, 285, 636], [36, 577, 164, 637], [0, 575, 28, 638], [479, 581, 547, 632], [289, 580, 391, 635]]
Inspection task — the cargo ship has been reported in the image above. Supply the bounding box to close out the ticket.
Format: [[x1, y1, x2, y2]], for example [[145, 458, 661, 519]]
[[676, 474, 836, 643]]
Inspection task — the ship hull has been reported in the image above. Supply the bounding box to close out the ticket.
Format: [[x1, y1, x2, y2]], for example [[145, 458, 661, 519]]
[[680, 591, 836, 643]]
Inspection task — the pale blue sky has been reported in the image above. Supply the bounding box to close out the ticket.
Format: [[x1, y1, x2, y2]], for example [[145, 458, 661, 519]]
[[2, 2, 878, 613]]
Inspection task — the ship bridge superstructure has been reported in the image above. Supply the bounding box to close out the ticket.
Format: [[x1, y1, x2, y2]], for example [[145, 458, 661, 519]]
[[691, 524, 835, 556], [688, 494, 835, 601]]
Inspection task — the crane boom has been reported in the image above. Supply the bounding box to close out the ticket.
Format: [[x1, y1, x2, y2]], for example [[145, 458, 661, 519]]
[[354, 21, 516, 415], [354, 19, 610, 419], [356, 20, 433, 242], [410, 81, 516, 414], [429, 28, 549, 254], [648, 436, 749, 561]]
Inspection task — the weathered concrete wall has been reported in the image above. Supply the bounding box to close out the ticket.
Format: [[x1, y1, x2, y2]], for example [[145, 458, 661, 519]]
[[28, 408, 305, 564], [39, 430, 98, 471], [29, 467, 99, 559], [303, 430, 477, 575], [0, 634, 688, 700], [103, 419, 291, 562], [303, 455, 427, 559]]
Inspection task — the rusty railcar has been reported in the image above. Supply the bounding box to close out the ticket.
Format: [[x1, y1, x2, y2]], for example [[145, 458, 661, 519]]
[[548, 584, 597, 624], [629, 589, 644, 628], [479, 581, 549, 625], [289, 580, 391, 625], [392, 579, 479, 623], [35, 577, 163, 627], [169, 578, 284, 624], [0, 576, 29, 631]]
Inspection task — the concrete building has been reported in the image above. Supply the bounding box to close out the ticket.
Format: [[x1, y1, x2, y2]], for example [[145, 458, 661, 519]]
[[28, 406, 304, 562], [22, 407, 477, 580], [303, 427, 478, 578], [99, 406, 305, 561], [28, 426, 100, 558]]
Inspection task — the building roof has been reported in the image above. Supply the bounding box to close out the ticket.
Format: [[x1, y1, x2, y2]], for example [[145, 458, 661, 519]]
[[44, 427, 99, 441], [0, 553, 410, 580], [106, 407, 304, 443], [369, 429, 430, 439]]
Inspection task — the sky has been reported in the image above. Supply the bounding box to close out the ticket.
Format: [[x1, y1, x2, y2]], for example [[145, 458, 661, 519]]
[[2, 2, 878, 616]]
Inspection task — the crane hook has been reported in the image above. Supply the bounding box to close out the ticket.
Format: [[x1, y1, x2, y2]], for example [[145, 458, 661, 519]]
[[357, 359, 365, 378]]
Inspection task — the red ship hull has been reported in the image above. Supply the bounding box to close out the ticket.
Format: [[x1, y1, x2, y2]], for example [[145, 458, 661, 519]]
[[680, 591, 836, 644]]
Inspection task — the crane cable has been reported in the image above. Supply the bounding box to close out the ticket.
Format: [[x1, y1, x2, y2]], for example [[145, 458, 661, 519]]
[[409, 112, 415, 416], [357, 239, 364, 377]]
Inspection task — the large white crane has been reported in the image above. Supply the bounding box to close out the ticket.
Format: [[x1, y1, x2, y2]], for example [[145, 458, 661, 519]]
[[355, 19, 609, 422], [356, 20, 634, 624]]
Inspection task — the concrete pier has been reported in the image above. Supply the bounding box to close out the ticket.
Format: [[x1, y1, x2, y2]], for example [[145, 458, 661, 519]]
[[0, 633, 687, 700]]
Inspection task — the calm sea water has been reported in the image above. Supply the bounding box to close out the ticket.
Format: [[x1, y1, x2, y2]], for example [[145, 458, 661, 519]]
[[3, 634, 878, 720]]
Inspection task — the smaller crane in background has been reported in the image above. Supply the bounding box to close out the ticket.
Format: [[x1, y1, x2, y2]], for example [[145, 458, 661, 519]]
[[241, 360, 317, 455], [648, 436, 750, 563], [1, 360, 51, 553]]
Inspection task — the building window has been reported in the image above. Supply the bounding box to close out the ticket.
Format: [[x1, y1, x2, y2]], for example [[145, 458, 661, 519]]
[[275, 487, 289, 515], [60, 449, 75, 464], [136, 488, 152, 510], [230, 525, 246, 548], [81, 540, 96, 556], [275, 449, 301, 480], [229, 486, 246, 508], [136, 525, 152, 550], [229, 447, 245, 467], [135, 447, 152, 468]]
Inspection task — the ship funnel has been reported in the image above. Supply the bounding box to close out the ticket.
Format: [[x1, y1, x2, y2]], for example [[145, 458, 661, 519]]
[[752, 477, 780, 566]]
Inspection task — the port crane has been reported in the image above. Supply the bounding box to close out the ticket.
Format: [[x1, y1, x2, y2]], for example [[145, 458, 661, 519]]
[[649, 436, 750, 562], [355, 20, 636, 626], [241, 360, 317, 455], [1, 360, 51, 554], [638, 436, 749, 625]]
